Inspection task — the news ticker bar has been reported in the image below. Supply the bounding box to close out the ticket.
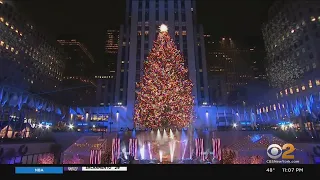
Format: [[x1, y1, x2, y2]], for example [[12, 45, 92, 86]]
[[15, 167, 128, 174]]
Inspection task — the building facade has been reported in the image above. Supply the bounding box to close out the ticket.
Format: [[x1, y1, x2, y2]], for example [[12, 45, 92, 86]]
[[0, 0, 65, 95], [262, 0, 320, 89], [56, 38, 96, 106], [204, 35, 260, 105], [95, 75, 115, 106], [247, 0, 320, 128], [114, 0, 209, 128], [57, 38, 94, 77], [105, 30, 119, 54]]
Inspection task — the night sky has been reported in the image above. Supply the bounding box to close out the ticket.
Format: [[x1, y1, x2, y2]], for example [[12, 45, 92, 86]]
[[14, 0, 273, 64]]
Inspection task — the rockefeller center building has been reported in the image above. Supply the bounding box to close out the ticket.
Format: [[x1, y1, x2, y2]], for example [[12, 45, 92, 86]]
[[262, 0, 320, 89], [253, 0, 320, 126], [0, 0, 65, 94], [114, 0, 209, 128]]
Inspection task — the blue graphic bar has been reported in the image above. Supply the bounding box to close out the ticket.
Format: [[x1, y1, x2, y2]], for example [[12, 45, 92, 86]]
[[15, 167, 63, 174]]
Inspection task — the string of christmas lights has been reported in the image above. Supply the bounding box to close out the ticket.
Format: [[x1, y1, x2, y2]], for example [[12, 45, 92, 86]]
[[37, 153, 54, 164], [134, 25, 194, 129]]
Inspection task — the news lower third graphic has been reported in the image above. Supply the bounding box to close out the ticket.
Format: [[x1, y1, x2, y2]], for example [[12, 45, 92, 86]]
[[15, 167, 63, 174], [64, 166, 128, 171], [15, 166, 128, 174], [266, 143, 300, 164]]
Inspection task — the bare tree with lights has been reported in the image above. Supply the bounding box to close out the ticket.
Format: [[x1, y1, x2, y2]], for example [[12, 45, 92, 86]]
[[134, 24, 194, 129]]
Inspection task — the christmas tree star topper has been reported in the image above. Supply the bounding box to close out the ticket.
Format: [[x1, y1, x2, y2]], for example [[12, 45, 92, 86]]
[[159, 24, 168, 32]]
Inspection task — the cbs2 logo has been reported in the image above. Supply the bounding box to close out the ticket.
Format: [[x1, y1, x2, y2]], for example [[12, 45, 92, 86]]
[[267, 144, 295, 159]]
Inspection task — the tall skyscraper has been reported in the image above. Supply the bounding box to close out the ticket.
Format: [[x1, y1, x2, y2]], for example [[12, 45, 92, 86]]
[[0, 0, 65, 94], [115, 0, 209, 122], [105, 30, 120, 54], [262, 0, 320, 88], [203, 34, 227, 105], [57, 38, 94, 77], [204, 35, 255, 104], [56, 37, 96, 106]]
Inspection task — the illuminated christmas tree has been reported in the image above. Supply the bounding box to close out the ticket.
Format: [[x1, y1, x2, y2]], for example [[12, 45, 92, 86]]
[[134, 24, 194, 129]]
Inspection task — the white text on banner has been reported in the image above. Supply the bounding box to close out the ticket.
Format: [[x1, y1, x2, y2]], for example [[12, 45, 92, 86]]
[[82, 167, 127, 171]]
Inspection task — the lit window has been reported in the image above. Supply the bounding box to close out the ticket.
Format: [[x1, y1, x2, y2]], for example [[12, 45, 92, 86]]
[[309, 80, 313, 88], [302, 85, 306, 90], [175, 31, 179, 35], [182, 31, 187, 35], [199, 69, 202, 72], [311, 16, 316, 21], [289, 88, 293, 94]]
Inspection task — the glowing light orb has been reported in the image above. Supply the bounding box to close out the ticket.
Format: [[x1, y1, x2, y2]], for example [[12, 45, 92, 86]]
[[159, 24, 168, 32]]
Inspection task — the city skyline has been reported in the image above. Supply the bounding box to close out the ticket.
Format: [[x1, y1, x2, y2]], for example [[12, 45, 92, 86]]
[[13, 0, 273, 63]]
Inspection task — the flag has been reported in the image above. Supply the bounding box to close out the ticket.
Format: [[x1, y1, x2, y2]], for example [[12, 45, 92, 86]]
[[1, 92, 8, 107], [129, 138, 138, 159], [76, 107, 84, 115], [46, 103, 52, 112], [0, 88, 3, 102], [195, 138, 204, 161], [28, 98, 35, 108], [212, 138, 221, 161], [42, 102, 47, 111], [56, 107, 62, 115], [35, 100, 41, 109], [112, 138, 121, 164], [90, 149, 102, 164], [22, 95, 28, 104], [69, 107, 77, 115], [17, 94, 23, 110]]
